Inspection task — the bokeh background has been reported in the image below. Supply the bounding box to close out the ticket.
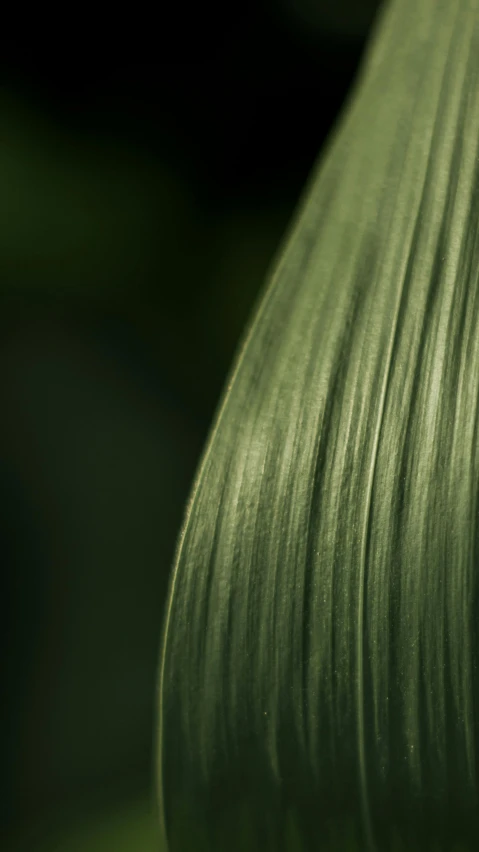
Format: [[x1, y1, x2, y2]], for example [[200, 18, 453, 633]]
[[2, 2, 382, 848]]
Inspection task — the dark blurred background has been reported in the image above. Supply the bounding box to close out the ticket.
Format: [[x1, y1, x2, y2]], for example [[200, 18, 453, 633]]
[[1, 1, 382, 848]]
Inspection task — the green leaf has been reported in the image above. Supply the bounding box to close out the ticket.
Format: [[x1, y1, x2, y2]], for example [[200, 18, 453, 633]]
[[158, 0, 479, 849]]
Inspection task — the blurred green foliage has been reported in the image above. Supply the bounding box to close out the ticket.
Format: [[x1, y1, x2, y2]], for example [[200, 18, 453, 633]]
[[1, 87, 293, 850], [7, 795, 160, 852], [1, 5, 366, 845]]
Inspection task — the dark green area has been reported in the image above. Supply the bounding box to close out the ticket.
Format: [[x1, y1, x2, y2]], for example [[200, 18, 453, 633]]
[[1, 6, 371, 847]]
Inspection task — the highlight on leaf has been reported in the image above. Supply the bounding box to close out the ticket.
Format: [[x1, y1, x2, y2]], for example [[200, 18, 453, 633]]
[[157, 0, 479, 849]]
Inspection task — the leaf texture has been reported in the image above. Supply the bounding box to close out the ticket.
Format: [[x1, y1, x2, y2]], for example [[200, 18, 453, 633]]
[[158, 1, 479, 849]]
